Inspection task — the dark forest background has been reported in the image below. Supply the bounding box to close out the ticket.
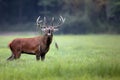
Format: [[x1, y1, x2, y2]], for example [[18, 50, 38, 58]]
[[0, 0, 120, 34]]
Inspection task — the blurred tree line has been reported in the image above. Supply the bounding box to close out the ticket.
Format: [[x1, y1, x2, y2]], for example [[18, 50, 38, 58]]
[[0, 0, 120, 34]]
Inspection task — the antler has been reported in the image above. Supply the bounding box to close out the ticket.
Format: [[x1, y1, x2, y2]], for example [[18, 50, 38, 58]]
[[36, 16, 47, 28], [53, 16, 65, 28], [36, 16, 65, 32]]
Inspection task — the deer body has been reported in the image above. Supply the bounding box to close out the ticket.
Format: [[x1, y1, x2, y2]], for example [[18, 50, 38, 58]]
[[7, 16, 65, 61], [8, 34, 53, 61]]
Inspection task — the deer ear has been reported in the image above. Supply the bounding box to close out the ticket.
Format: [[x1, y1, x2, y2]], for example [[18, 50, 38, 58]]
[[54, 28, 59, 32], [41, 28, 46, 32]]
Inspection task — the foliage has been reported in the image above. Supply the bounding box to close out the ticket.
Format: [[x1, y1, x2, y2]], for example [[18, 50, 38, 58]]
[[0, 34, 120, 80], [0, 0, 120, 34]]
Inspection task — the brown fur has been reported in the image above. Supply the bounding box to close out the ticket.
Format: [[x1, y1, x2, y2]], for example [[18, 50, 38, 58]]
[[7, 16, 65, 61], [7, 34, 53, 61]]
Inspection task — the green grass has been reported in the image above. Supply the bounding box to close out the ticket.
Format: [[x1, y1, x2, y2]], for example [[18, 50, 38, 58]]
[[0, 34, 120, 80]]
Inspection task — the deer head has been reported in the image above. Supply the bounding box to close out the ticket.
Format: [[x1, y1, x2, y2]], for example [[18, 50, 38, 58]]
[[36, 16, 65, 36]]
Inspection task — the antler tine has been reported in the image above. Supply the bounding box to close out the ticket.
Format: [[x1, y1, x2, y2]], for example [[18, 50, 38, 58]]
[[60, 16, 65, 23], [43, 16, 47, 27], [54, 16, 65, 28], [36, 16, 40, 22], [51, 17, 54, 26], [36, 16, 40, 26], [36, 16, 43, 28]]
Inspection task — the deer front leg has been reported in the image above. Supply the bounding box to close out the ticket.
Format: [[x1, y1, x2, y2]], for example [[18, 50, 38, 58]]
[[41, 53, 46, 61], [36, 53, 40, 61]]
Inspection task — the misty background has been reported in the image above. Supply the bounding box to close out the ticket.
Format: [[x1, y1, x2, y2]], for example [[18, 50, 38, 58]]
[[0, 0, 120, 34]]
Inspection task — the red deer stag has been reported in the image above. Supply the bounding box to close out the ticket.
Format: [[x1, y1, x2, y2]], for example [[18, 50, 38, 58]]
[[7, 16, 65, 61]]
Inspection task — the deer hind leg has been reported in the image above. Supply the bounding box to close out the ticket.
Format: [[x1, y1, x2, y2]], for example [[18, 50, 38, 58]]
[[41, 53, 46, 61], [7, 54, 14, 61], [7, 45, 15, 61], [12, 49, 21, 59], [9, 47, 21, 60], [8, 51, 21, 60], [14, 52, 21, 59]]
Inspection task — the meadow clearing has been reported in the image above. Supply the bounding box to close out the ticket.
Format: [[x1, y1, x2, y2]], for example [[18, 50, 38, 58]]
[[0, 34, 120, 80]]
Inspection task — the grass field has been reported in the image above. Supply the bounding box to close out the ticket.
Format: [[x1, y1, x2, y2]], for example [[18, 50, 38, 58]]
[[0, 34, 120, 80]]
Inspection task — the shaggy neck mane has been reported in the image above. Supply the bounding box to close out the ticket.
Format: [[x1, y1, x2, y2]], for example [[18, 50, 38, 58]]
[[43, 34, 53, 46]]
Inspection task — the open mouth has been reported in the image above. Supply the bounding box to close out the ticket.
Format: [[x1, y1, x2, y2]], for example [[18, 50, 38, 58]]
[[47, 33, 51, 35]]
